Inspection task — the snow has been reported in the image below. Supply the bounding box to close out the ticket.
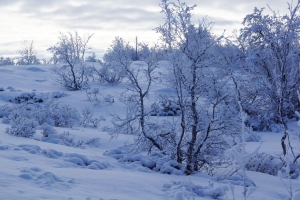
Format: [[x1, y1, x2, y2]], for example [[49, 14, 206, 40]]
[[0, 64, 300, 199]]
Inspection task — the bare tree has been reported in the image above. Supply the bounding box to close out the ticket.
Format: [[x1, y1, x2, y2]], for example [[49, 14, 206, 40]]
[[48, 31, 93, 91]]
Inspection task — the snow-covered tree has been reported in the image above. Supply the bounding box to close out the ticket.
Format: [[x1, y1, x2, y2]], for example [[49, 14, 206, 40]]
[[48, 31, 93, 91], [91, 37, 134, 84], [156, 0, 240, 174], [112, 42, 164, 151], [239, 1, 300, 155]]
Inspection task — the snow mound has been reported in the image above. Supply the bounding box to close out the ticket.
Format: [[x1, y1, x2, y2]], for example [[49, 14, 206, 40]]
[[19, 167, 74, 190], [220, 172, 256, 187], [104, 149, 184, 174], [11, 144, 109, 170]]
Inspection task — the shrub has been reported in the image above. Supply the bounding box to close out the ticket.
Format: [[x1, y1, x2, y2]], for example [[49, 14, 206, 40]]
[[50, 104, 81, 128], [10, 92, 44, 104], [85, 88, 114, 105], [245, 153, 284, 175], [245, 113, 282, 132], [41, 124, 57, 137], [0, 104, 12, 119], [6, 110, 37, 137], [150, 100, 180, 116], [81, 107, 105, 128]]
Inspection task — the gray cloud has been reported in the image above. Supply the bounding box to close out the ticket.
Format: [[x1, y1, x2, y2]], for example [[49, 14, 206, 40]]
[[0, 0, 292, 58]]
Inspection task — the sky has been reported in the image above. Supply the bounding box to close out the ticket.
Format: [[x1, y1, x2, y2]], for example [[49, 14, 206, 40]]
[[0, 0, 290, 60]]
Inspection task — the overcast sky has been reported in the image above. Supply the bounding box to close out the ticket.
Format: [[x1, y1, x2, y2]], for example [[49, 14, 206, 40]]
[[0, 0, 289, 59]]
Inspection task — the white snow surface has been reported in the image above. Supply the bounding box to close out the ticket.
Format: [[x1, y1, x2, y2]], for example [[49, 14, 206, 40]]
[[0, 64, 299, 200]]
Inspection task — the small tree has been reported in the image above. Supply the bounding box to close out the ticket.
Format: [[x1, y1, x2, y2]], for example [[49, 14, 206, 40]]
[[48, 31, 93, 91], [92, 37, 133, 84], [17, 40, 39, 65], [112, 41, 163, 151], [239, 1, 300, 155]]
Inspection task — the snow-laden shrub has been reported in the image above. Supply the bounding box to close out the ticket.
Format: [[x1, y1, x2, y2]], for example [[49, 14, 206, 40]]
[[57, 131, 100, 148], [41, 124, 57, 137], [50, 91, 67, 99], [41, 129, 100, 148], [245, 153, 284, 176], [150, 100, 180, 116], [84, 137, 100, 147], [6, 110, 37, 137], [81, 107, 105, 128], [0, 104, 12, 119], [58, 131, 78, 147], [2, 100, 80, 128], [245, 113, 282, 132], [10, 91, 66, 104], [50, 104, 81, 128], [0, 87, 4, 91], [104, 149, 185, 175], [85, 88, 114, 105], [10, 92, 45, 104], [90, 63, 125, 84]]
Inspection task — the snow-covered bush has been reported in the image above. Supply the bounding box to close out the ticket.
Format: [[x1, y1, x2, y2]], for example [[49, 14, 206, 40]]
[[0, 104, 12, 119], [2, 93, 81, 130], [245, 153, 284, 176], [41, 124, 58, 138], [6, 109, 37, 137], [10, 92, 45, 104], [245, 113, 282, 132], [90, 62, 126, 84], [59, 132, 99, 148], [41, 128, 101, 148], [58, 131, 77, 146], [81, 107, 105, 128], [0, 87, 4, 91], [104, 149, 185, 175], [50, 104, 81, 128], [83, 137, 101, 147], [85, 88, 114, 105], [90, 37, 133, 84], [150, 100, 180, 116], [50, 91, 67, 99]]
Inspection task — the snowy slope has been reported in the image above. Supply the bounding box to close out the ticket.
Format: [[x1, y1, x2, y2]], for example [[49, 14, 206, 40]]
[[0, 64, 299, 200]]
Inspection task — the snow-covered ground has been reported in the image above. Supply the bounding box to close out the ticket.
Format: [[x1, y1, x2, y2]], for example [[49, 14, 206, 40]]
[[0, 64, 299, 200]]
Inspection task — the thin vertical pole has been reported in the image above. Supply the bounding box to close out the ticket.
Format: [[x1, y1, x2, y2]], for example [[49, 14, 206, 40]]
[[135, 36, 138, 61]]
